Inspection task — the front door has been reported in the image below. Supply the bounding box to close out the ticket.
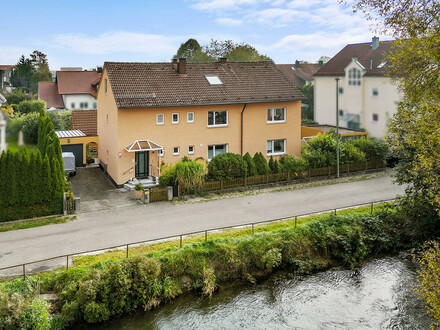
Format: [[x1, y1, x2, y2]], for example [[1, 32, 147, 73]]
[[135, 151, 149, 178]]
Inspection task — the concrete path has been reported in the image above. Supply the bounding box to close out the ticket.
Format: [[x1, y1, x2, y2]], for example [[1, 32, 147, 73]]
[[0, 174, 406, 276]]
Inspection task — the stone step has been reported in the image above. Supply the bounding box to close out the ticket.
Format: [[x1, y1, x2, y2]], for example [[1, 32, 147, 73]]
[[123, 177, 159, 190]]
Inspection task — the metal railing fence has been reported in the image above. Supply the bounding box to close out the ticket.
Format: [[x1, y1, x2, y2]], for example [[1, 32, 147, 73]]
[[0, 198, 396, 278]]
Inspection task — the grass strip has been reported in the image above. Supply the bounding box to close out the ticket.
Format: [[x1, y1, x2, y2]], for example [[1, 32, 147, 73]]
[[0, 216, 76, 232]]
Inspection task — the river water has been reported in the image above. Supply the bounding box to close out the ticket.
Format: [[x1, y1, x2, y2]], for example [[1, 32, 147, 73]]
[[92, 252, 432, 329]]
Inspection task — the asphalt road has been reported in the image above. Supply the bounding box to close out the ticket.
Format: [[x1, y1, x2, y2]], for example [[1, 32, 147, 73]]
[[0, 174, 406, 276]]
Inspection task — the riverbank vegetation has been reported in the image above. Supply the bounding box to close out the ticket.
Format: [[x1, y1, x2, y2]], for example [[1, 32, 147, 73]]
[[1, 198, 439, 328]]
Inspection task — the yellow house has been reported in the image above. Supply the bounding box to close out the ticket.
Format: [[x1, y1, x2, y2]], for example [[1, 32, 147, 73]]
[[98, 58, 304, 187]]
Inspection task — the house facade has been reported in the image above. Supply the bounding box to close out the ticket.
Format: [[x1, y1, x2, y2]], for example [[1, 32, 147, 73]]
[[38, 69, 100, 110], [97, 58, 304, 187], [313, 37, 401, 138]]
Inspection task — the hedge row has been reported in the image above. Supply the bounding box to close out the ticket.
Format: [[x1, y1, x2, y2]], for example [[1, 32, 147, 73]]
[[206, 136, 388, 181], [0, 111, 65, 222]]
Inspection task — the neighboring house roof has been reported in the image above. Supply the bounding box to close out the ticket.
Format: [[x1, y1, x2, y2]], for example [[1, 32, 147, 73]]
[[277, 63, 320, 87], [71, 110, 97, 136], [314, 40, 394, 77], [38, 82, 64, 109], [104, 60, 304, 109], [56, 71, 101, 97]]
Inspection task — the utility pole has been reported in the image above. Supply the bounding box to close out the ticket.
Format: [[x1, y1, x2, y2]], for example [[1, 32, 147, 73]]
[[335, 78, 340, 178]]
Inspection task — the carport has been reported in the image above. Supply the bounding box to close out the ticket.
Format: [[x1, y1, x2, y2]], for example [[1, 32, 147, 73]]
[[55, 130, 99, 167]]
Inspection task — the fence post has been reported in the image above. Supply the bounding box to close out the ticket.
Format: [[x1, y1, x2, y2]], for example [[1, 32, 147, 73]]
[[126, 245, 129, 258], [205, 231, 208, 241], [23, 265, 26, 279], [266, 174, 269, 184], [334, 209, 337, 215], [328, 166, 331, 176], [180, 235, 183, 247], [371, 202, 373, 214], [244, 176, 247, 186], [220, 181, 223, 190], [365, 161, 368, 170], [252, 224, 254, 236], [66, 256, 69, 270], [288, 171, 291, 181], [347, 164, 350, 173], [308, 169, 311, 181], [295, 216, 297, 228]]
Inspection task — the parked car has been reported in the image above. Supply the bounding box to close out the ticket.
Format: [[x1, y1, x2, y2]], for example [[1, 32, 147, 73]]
[[62, 152, 76, 176]]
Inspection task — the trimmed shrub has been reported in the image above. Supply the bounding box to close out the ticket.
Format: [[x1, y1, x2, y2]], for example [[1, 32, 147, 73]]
[[243, 152, 258, 177], [253, 152, 270, 175], [268, 156, 281, 173], [159, 163, 177, 188], [347, 138, 389, 162], [21, 112, 40, 143], [302, 133, 336, 168], [279, 155, 307, 173], [208, 153, 247, 180], [16, 100, 46, 114]]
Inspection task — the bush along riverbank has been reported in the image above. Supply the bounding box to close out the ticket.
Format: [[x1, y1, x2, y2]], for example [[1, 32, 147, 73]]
[[1, 198, 439, 328]]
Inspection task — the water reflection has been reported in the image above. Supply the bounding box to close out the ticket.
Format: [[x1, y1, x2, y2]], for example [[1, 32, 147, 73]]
[[90, 252, 432, 329]]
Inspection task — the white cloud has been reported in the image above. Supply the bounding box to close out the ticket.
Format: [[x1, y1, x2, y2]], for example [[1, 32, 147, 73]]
[[52, 32, 178, 56], [215, 17, 244, 26], [190, 0, 258, 11], [286, 0, 321, 9], [246, 8, 303, 26]]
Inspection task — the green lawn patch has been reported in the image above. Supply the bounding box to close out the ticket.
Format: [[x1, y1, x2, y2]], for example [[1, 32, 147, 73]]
[[5, 135, 38, 153], [0, 216, 76, 232]]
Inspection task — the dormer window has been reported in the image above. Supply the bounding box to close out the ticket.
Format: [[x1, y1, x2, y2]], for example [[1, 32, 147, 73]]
[[205, 75, 223, 86], [348, 68, 361, 86]]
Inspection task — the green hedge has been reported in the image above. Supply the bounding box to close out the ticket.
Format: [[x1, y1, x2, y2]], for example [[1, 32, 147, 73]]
[[0, 111, 65, 222], [207, 153, 247, 180]]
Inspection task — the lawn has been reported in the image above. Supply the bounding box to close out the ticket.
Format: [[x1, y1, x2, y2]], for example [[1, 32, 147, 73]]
[[6, 135, 38, 153]]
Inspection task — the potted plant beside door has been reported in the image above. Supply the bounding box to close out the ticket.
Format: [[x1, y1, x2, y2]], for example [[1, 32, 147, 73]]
[[134, 183, 144, 200]]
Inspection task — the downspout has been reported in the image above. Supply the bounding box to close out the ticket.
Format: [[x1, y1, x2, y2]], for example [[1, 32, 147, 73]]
[[240, 103, 247, 156]]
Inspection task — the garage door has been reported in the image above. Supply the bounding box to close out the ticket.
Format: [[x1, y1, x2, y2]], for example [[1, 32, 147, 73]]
[[61, 144, 83, 167]]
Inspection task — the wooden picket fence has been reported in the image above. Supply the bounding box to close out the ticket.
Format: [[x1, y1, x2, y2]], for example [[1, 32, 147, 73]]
[[197, 160, 385, 194], [149, 187, 169, 203]]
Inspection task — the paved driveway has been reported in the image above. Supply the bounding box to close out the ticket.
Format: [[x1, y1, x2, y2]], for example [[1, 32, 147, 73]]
[[70, 167, 138, 212]]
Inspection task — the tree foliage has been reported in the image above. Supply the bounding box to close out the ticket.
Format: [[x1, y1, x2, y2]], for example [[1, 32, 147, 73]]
[[207, 153, 247, 180], [353, 0, 440, 210], [174, 39, 214, 62], [10, 51, 52, 93], [298, 83, 314, 120], [204, 39, 270, 62]]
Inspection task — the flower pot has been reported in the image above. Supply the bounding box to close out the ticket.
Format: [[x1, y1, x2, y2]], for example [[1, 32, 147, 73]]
[[135, 190, 143, 200]]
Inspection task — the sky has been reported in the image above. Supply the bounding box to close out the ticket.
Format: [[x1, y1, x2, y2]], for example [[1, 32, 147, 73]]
[[1, 0, 391, 70]]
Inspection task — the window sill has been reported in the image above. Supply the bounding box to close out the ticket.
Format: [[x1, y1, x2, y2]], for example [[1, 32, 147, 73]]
[[267, 152, 286, 156], [157, 123, 164, 125], [267, 120, 286, 124], [207, 124, 228, 128]]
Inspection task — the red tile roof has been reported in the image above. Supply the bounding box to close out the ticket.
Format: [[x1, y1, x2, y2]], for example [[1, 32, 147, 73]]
[[71, 110, 97, 136], [38, 82, 64, 109], [277, 63, 321, 87], [56, 71, 101, 97], [104, 60, 304, 109], [314, 41, 394, 77]]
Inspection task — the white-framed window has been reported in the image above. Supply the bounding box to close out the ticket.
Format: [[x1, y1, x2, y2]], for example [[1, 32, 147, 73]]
[[205, 75, 223, 86], [173, 147, 179, 155], [80, 102, 88, 109], [339, 109, 344, 117], [208, 144, 228, 161], [187, 112, 194, 123], [157, 113, 164, 125], [267, 107, 286, 123], [339, 87, 344, 94], [372, 88, 379, 97], [188, 145, 194, 154], [159, 148, 164, 156], [267, 139, 286, 156], [71, 103, 75, 109], [93, 102, 97, 109], [348, 68, 361, 86], [172, 113, 179, 124], [372, 113, 379, 122], [208, 110, 228, 127]]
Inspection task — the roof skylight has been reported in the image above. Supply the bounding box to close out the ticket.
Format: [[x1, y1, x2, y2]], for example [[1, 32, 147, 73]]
[[377, 61, 387, 69], [205, 75, 223, 86]]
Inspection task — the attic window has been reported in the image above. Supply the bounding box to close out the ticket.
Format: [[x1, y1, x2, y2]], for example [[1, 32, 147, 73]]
[[205, 75, 223, 86]]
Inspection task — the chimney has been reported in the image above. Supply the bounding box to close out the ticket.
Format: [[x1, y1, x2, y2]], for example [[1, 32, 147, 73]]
[[219, 57, 227, 64], [178, 57, 187, 75], [172, 58, 178, 64], [295, 60, 300, 68], [318, 60, 323, 67], [372, 36, 379, 50]]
